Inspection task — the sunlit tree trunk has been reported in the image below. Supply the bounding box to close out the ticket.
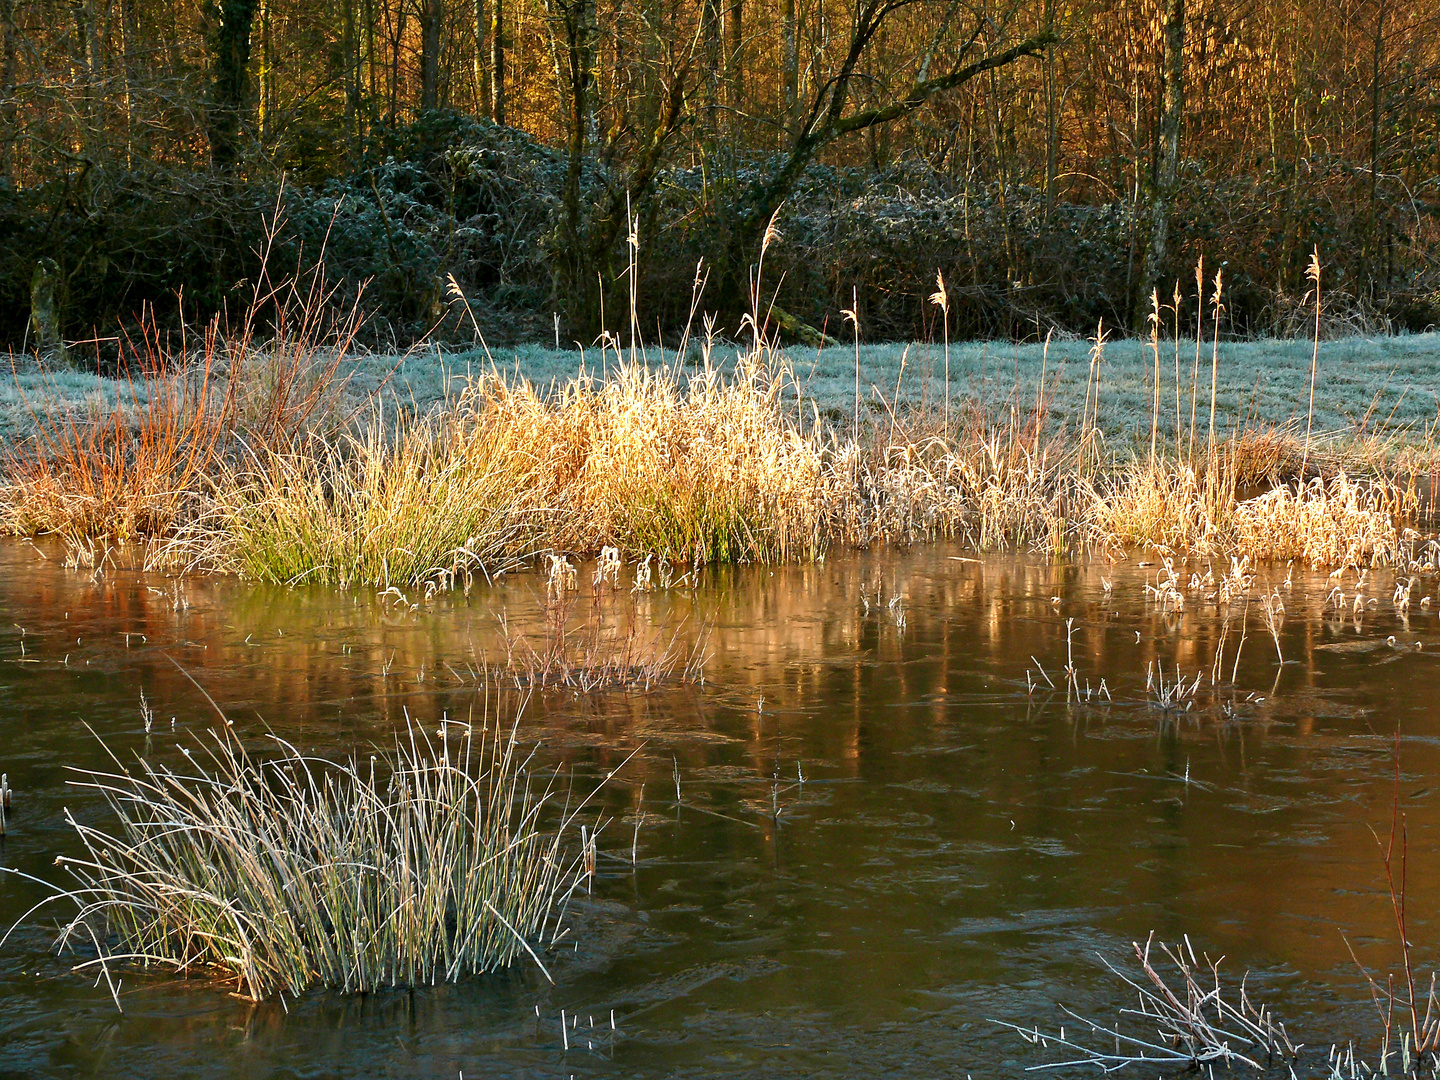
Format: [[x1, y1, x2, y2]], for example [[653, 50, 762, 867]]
[[780, 0, 797, 124], [363, 0, 378, 127], [72, 0, 98, 158], [1042, 0, 1057, 223], [389, 0, 408, 123], [473, 0, 490, 117], [343, 0, 361, 131], [256, 0, 271, 142], [490, 0, 506, 122], [701, 0, 720, 107], [119, 0, 137, 165], [1137, 0, 1184, 328], [724, 0, 742, 105], [1364, 0, 1387, 293]]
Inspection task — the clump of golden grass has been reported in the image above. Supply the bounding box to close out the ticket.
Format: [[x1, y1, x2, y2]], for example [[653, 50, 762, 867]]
[[190, 386, 545, 587], [1092, 440, 1405, 567], [836, 389, 1068, 553], [187, 359, 832, 583], [539, 361, 829, 563], [1233, 473, 1403, 567], [4, 716, 594, 1004]]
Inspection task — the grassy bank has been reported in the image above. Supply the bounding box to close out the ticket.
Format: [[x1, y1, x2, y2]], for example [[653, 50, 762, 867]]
[[3, 328, 1437, 582]]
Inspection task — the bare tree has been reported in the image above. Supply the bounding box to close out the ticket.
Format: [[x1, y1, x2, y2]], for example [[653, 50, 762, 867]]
[[717, 2, 1056, 334]]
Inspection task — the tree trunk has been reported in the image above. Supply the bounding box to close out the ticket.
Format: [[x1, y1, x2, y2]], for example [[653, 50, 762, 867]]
[[0, 0, 15, 182], [1137, 0, 1184, 329], [724, 0, 742, 105], [1042, 0, 1057, 223], [363, 0, 377, 127], [473, 0, 489, 117], [343, 0, 361, 129], [1364, 0, 1387, 293], [72, 0, 98, 158], [701, 0, 720, 107], [387, 0, 408, 122], [30, 258, 69, 367], [119, 0, 137, 164], [256, 0, 271, 141], [780, 0, 797, 124], [556, 0, 596, 327], [207, 0, 259, 170], [490, 0, 505, 122], [420, 0, 443, 111]]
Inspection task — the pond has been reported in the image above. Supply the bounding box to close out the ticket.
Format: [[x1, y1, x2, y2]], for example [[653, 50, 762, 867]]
[[1, 538, 1437, 1078]]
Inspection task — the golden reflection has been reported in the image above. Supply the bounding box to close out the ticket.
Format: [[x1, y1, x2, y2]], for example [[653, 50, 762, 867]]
[[1, 538, 1434, 987]]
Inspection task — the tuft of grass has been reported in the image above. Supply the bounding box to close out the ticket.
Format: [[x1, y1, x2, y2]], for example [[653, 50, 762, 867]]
[[7, 716, 596, 1004], [1, 339, 231, 544], [997, 933, 1298, 1074], [193, 384, 546, 587], [545, 360, 829, 564]]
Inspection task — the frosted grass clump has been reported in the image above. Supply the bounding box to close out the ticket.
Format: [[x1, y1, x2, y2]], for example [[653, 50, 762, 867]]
[[8, 716, 596, 1005]]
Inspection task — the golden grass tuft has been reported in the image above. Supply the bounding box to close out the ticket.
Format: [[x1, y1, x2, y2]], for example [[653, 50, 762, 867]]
[[1092, 446, 1406, 568], [1232, 473, 1402, 567], [536, 361, 829, 563], [191, 392, 545, 587]]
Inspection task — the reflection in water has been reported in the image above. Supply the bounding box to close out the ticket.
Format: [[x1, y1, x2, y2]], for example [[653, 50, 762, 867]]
[[1, 539, 1438, 1078]]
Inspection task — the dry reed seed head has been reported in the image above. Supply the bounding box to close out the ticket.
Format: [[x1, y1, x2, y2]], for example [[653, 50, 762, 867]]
[[930, 271, 950, 314], [761, 212, 782, 251]]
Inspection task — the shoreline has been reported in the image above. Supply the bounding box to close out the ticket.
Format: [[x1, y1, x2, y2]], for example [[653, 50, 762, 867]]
[[3, 334, 1438, 582]]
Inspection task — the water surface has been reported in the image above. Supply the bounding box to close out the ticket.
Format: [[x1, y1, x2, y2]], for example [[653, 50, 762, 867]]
[[1, 540, 1437, 1078]]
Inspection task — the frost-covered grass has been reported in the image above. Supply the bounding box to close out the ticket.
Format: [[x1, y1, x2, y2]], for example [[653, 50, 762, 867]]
[[6, 334, 1439, 448], [438, 333, 1440, 449], [21, 718, 587, 1003], [0, 365, 160, 443]]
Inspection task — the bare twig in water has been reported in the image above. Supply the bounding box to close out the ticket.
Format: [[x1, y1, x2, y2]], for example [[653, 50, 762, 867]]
[[997, 932, 1297, 1074]]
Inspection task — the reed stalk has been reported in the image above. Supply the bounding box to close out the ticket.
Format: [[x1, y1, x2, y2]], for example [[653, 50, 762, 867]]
[[1189, 256, 1204, 464], [1148, 289, 1161, 466], [1303, 247, 1322, 478], [929, 271, 951, 433], [1207, 269, 1224, 465]]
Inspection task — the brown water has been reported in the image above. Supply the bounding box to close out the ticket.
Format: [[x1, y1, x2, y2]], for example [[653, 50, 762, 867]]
[[1, 539, 1438, 1079]]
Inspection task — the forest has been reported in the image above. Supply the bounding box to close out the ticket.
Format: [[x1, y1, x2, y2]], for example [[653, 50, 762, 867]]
[[1, 0, 1437, 351]]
